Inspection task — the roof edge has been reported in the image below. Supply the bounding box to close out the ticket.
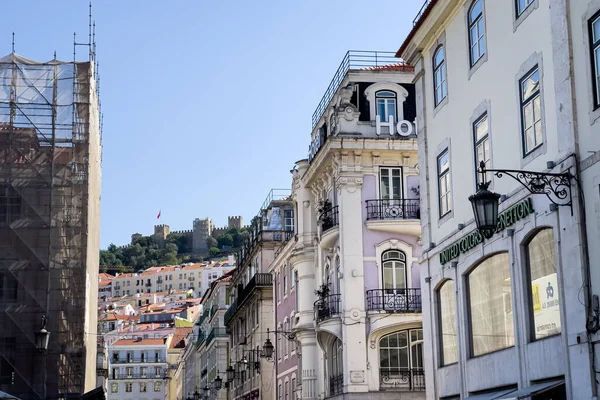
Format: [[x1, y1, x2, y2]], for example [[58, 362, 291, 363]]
[[396, 0, 440, 58]]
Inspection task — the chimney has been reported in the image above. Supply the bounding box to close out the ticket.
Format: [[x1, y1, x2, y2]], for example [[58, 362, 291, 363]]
[[228, 254, 234, 265]]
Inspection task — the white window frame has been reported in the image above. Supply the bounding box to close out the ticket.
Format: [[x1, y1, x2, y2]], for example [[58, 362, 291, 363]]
[[591, 13, 600, 109], [375, 90, 398, 124], [284, 209, 294, 232], [516, 0, 535, 17], [473, 113, 490, 184], [520, 66, 542, 156], [433, 46, 447, 106], [379, 167, 403, 200], [437, 149, 451, 217], [468, 0, 485, 66]]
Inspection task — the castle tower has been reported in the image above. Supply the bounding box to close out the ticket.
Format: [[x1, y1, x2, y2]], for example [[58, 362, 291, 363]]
[[227, 215, 243, 230], [153, 224, 170, 248], [193, 218, 214, 252], [131, 233, 143, 244]]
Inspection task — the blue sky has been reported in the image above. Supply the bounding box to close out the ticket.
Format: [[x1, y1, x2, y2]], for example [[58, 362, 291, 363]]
[[2, 1, 424, 248]]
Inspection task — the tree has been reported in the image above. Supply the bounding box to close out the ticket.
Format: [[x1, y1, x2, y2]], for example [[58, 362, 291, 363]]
[[159, 252, 179, 266], [217, 233, 234, 249], [209, 247, 221, 257], [165, 243, 178, 255], [100, 250, 122, 267], [206, 236, 217, 249]]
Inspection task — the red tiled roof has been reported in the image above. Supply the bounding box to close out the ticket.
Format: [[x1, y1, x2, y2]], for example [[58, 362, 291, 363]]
[[99, 279, 112, 286], [99, 273, 115, 280], [396, 0, 440, 58], [361, 62, 414, 72], [169, 327, 193, 349]]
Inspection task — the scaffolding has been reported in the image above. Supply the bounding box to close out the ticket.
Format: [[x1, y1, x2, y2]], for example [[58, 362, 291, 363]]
[[0, 39, 101, 399]]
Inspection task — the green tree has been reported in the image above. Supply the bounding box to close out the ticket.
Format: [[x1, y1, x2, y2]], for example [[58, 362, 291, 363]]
[[99, 250, 122, 267], [206, 236, 217, 249], [165, 243, 178, 255], [217, 234, 234, 249], [160, 252, 180, 265], [209, 247, 221, 257]]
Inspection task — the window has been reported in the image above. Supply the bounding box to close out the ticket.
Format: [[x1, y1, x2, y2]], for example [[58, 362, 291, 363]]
[[283, 267, 288, 294], [154, 381, 162, 392], [437, 150, 452, 217], [590, 13, 600, 108], [380, 168, 402, 200], [292, 377, 296, 399], [179, 283, 182, 289], [379, 329, 424, 389], [382, 250, 406, 290], [473, 114, 490, 184], [284, 209, 294, 232], [526, 229, 561, 340], [278, 326, 282, 359], [376, 90, 397, 124], [290, 268, 295, 288], [438, 280, 458, 365], [520, 67, 542, 155], [125, 382, 132, 393], [285, 380, 289, 400], [330, 338, 343, 377], [433, 46, 447, 106], [468, 0, 485, 66], [111, 383, 118, 393], [140, 382, 147, 392], [278, 383, 282, 400], [140, 366, 147, 376], [516, 0, 534, 16], [467, 253, 514, 356], [0, 186, 21, 224], [278, 273, 282, 301]]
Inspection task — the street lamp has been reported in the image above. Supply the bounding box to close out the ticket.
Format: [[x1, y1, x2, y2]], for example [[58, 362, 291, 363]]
[[214, 375, 223, 390], [35, 315, 50, 353], [262, 337, 274, 359], [470, 160, 573, 238], [194, 387, 201, 400], [226, 365, 235, 382]]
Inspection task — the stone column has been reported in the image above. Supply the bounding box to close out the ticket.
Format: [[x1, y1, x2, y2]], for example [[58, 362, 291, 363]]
[[337, 175, 368, 393]]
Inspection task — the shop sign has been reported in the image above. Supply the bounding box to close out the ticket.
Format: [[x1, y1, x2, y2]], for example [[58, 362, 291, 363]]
[[439, 197, 534, 264], [376, 115, 417, 137], [532, 273, 561, 337]]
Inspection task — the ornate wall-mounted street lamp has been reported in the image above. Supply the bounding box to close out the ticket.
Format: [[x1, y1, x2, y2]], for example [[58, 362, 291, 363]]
[[469, 161, 573, 238], [35, 315, 50, 353], [260, 328, 295, 361]]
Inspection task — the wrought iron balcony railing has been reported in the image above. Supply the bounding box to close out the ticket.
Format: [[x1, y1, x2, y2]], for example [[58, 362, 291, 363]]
[[237, 273, 273, 309], [380, 368, 425, 391], [236, 229, 294, 268], [224, 300, 237, 328], [111, 358, 164, 364], [312, 51, 398, 129], [206, 327, 228, 346], [319, 206, 339, 233], [314, 294, 341, 323], [329, 374, 343, 396], [365, 199, 420, 221], [366, 289, 422, 313], [195, 332, 206, 348], [112, 373, 168, 380]]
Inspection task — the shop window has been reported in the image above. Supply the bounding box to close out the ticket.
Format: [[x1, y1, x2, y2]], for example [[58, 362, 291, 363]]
[[379, 329, 424, 390], [438, 280, 458, 365], [467, 253, 514, 356], [525, 228, 561, 340]]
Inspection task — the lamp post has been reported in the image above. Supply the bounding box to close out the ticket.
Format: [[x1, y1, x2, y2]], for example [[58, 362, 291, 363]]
[[469, 161, 573, 237], [35, 314, 50, 353]]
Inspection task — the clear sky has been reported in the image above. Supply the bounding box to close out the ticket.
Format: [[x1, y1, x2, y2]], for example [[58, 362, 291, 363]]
[[2, 1, 425, 248]]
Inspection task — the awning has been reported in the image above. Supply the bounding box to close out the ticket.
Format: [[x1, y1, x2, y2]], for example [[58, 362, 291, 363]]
[[495, 379, 564, 399], [465, 388, 517, 400]]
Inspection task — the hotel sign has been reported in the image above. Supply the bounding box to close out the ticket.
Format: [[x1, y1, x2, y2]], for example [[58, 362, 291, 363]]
[[439, 198, 534, 265]]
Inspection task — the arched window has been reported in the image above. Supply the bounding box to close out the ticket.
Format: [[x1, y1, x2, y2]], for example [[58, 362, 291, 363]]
[[525, 228, 561, 340], [329, 338, 343, 395], [468, 0, 485, 65], [375, 90, 397, 123], [379, 329, 424, 390], [382, 250, 407, 291], [438, 280, 457, 365], [433, 46, 447, 106], [467, 253, 514, 356]]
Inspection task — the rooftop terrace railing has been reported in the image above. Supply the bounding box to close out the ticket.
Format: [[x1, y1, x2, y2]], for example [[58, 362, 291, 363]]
[[311, 51, 399, 129], [413, 0, 433, 25]]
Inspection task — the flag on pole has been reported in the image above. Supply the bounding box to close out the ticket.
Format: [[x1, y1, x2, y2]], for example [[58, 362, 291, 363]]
[[157, 210, 161, 219]]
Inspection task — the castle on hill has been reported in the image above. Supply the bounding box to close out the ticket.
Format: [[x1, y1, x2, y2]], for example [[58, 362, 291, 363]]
[[130, 216, 246, 253]]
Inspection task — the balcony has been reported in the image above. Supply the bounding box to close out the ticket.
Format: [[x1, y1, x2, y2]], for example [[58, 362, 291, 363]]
[[237, 229, 293, 268], [111, 358, 164, 364], [188, 276, 195, 281], [224, 300, 237, 328], [195, 332, 206, 349], [206, 327, 228, 346], [312, 51, 399, 129], [145, 282, 152, 287], [366, 289, 422, 313], [197, 309, 210, 326], [380, 368, 425, 391], [319, 206, 339, 249], [112, 373, 167, 380], [365, 199, 421, 236], [329, 374, 343, 396], [238, 273, 272, 309], [314, 294, 341, 323]]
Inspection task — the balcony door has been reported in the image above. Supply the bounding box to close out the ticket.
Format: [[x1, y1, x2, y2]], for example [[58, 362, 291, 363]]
[[382, 250, 407, 311], [380, 168, 403, 201]]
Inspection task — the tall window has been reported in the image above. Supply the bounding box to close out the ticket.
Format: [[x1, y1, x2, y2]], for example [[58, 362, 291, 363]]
[[154, 382, 161, 392], [380, 168, 402, 200], [0, 186, 21, 224], [284, 209, 294, 232], [468, 0, 485, 65], [382, 250, 406, 290], [278, 383, 282, 400], [376, 90, 397, 123], [125, 382, 132, 393], [437, 150, 452, 217], [590, 13, 600, 108], [516, 0, 535, 17], [330, 338, 343, 377], [520, 67, 542, 155], [467, 253, 514, 356], [438, 280, 458, 365], [283, 266, 288, 294], [526, 229, 561, 340], [433, 46, 447, 106], [285, 381, 289, 400], [379, 329, 424, 390], [473, 114, 490, 184]]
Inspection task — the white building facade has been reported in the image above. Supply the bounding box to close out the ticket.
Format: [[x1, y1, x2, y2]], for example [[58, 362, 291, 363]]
[[106, 337, 170, 400], [290, 51, 425, 400], [399, 0, 595, 398]]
